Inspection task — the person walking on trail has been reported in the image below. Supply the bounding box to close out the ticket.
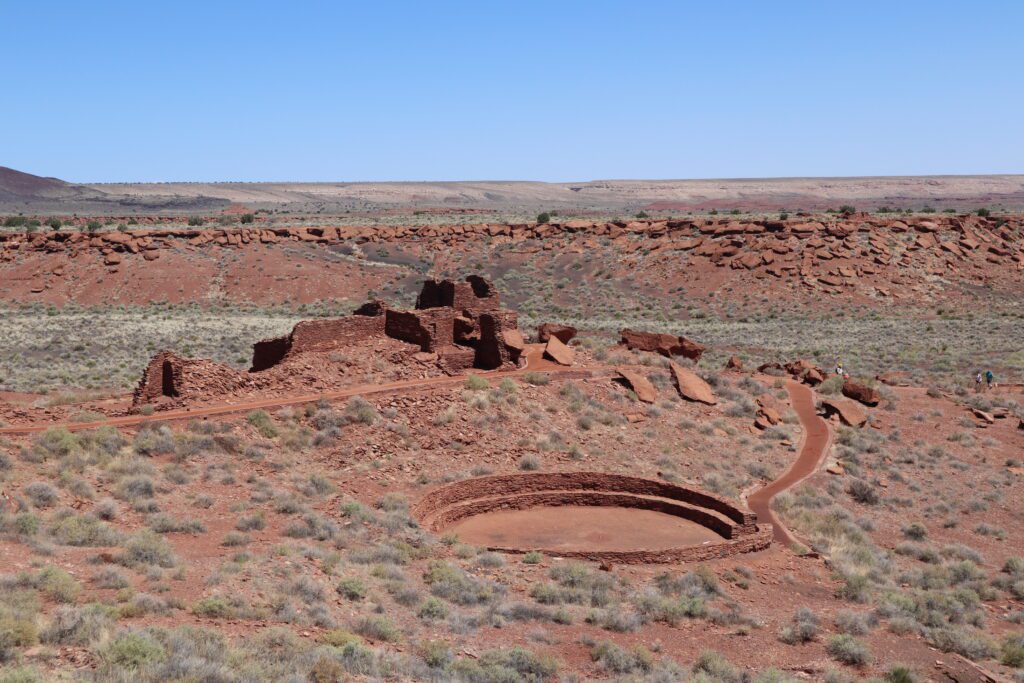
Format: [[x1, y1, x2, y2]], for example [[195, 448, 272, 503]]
[[835, 359, 844, 376], [975, 371, 984, 393], [985, 370, 994, 391]]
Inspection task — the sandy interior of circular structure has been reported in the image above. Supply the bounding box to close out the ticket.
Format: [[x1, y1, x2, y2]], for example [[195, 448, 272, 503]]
[[448, 504, 723, 552]]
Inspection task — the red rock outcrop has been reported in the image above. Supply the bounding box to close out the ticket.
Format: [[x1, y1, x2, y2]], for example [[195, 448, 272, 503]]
[[537, 323, 577, 344], [5, 213, 1024, 307], [619, 328, 705, 360]]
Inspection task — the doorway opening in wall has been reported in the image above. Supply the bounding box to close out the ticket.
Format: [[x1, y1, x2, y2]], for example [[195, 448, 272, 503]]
[[161, 360, 178, 397]]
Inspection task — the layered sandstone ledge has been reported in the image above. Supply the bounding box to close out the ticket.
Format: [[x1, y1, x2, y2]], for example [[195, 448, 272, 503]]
[[414, 471, 771, 564], [3, 215, 1021, 290], [2, 214, 1021, 254]]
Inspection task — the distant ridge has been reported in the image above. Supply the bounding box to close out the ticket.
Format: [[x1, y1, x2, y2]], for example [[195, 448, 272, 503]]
[[3, 166, 1024, 214]]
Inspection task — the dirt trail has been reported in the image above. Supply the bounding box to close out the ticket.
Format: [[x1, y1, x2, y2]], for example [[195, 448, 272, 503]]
[[0, 347, 591, 435], [747, 381, 831, 546]]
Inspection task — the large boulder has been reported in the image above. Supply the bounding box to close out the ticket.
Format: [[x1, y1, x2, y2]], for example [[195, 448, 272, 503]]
[[669, 361, 717, 405], [620, 328, 705, 361], [842, 380, 880, 406], [804, 367, 825, 386], [537, 323, 577, 344], [615, 367, 657, 403], [543, 335, 574, 366], [502, 328, 525, 355], [821, 397, 867, 427]]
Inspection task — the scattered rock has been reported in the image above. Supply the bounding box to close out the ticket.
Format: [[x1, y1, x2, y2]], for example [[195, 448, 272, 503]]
[[502, 328, 525, 355], [615, 367, 658, 403], [972, 408, 995, 425], [804, 367, 825, 385], [933, 653, 1003, 683], [757, 362, 786, 375], [785, 359, 824, 385], [820, 397, 867, 427], [757, 405, 781, 425], [620, 328, 705, 360], [875, 371, 910, 386], [543, 336, 574, 366], [669, 361, 717, 405], [842, 380, 880, 406], [725, 356, 744, 370]]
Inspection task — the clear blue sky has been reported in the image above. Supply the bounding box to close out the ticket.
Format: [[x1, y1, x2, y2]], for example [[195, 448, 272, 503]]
[[3, 1, 1023, 182]]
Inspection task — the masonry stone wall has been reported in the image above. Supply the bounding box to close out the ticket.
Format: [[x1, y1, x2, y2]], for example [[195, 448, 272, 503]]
[[133, 351, 244, 410], [385, 308, 455, 352], [133, 274, 524, 411], [251, 314, 386, 371]]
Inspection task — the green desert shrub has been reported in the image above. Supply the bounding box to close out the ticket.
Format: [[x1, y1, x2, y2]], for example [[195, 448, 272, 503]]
[[246, 410, 278, 438], [336, 577, 367, 601], [590, 640, 653, 674], [50, 514, 122, 546], [779, 607, 820, 644], [354, 615, 399, 642], [826, 634, 870, 665], [99, 630, 166, 670], [120, 530, 177, 567]]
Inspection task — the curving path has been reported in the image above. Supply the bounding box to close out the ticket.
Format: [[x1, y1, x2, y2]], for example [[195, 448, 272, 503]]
[[0, 346, 593, 435], [747, 380, 831, 546]]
